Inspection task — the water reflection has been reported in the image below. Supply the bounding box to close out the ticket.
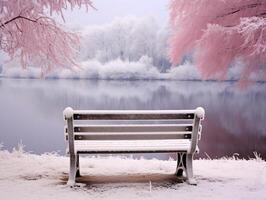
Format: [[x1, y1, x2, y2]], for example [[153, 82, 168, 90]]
[[0, 78, 265, 159]]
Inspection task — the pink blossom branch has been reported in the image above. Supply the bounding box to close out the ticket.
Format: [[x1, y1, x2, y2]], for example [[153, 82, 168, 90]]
[[169, 0, 266, 82], [0, 0, 94, 73]]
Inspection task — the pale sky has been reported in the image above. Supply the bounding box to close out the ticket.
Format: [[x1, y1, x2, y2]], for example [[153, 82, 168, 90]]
[[63, 0, 169, 26]]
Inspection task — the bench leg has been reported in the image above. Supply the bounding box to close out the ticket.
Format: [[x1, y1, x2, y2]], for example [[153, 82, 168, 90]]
[[175, 152, 185, 177], [67, 154, 77, 186], [175, 152, 197, 185], [185, 153, 197, 185], [76, 154, 81, 177]]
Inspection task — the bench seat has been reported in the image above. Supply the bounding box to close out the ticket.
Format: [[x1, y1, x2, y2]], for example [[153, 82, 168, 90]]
[[71, 139, 191, 154]]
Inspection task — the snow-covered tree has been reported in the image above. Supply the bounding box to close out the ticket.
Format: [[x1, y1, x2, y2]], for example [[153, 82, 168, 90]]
[[80, 17, 171, 70], [0, 0, 93, 73], [169, 0, 266, 81]]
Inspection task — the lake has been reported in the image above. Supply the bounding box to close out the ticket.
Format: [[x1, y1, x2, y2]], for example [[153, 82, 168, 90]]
[[0, 78, 265, 159]]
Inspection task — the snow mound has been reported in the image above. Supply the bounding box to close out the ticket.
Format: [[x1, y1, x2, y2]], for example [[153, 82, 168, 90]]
[[195, 107, 205, 119], [63, 107, 73, 119]]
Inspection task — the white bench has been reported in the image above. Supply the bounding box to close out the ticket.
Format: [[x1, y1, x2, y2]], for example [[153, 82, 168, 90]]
[[63, 107, 205, 186]]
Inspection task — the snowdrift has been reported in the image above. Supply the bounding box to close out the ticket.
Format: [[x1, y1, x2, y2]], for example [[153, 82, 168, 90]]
[[0, 147, 265, 200]]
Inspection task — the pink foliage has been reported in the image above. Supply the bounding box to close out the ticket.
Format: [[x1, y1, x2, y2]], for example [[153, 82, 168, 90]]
[[169, 0, 266, 81], [0, 0, 93, 73]]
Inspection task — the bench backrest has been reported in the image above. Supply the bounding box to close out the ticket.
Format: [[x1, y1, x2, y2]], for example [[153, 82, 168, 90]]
[[63, 107, 205, 154]]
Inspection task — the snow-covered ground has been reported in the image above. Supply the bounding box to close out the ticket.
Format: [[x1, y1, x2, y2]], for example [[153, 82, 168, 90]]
[[0, 147, 265, 200]]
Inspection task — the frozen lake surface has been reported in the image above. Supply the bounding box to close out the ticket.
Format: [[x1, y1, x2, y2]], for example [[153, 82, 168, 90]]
[[0, 78, 265, 159]]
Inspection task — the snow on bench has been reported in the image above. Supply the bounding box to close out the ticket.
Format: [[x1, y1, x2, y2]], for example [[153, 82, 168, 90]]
[[63, 107, 205, 186]]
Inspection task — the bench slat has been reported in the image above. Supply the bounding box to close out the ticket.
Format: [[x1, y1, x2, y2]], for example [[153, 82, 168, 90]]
[[77, 150, 183, 154], [65, 133, 191, 140], [73, 113, 195, 120], [66, 124, 193, 133]]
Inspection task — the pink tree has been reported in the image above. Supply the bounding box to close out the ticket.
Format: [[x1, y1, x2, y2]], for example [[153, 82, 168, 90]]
[[0, 0, 93, 74], [169, 0, 266, 81]]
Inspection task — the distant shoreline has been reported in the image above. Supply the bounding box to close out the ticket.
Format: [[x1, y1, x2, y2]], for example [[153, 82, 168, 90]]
[[2, 75, 266, 83]]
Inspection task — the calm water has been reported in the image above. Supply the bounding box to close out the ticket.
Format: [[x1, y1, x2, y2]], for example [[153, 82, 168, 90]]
[[0, 78, 266, 159]]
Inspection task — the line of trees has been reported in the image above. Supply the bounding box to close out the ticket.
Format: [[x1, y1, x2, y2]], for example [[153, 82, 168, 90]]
[[1, 0, 266, 82]]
